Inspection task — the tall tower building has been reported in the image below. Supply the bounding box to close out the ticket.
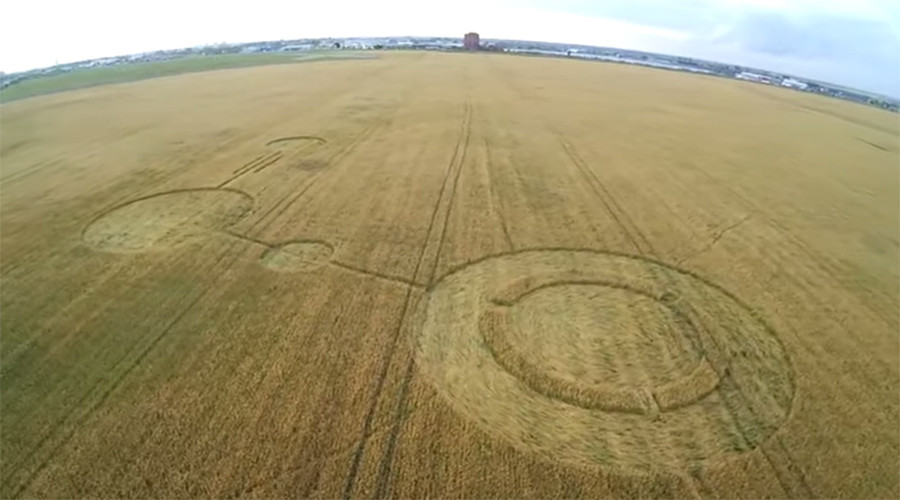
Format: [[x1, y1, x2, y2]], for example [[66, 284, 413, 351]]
[[463, 32, 480, 51]]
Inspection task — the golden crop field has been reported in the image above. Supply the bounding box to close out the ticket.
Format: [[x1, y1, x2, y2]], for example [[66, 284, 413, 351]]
[[1, 51, 897, 499]]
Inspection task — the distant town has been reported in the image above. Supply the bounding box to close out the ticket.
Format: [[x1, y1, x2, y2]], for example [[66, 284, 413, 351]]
[[2, 34, 897, 111]]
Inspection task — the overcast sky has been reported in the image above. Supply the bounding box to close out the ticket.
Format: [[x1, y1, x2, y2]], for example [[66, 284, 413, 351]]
[[1, 0, 898, 97]]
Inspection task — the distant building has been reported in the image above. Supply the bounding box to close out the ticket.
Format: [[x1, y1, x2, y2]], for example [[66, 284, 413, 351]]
[[463, 32, 480, 51], [281, 44, 315, 51], [736, 71, 772, 84], [781, 78, 808, 90]]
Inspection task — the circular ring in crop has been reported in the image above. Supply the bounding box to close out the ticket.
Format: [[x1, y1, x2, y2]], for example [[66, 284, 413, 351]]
[[412, 249, 794, 472]]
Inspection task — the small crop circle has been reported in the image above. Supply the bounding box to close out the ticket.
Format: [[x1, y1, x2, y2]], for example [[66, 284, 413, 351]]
[[259, 241, 334, 272]]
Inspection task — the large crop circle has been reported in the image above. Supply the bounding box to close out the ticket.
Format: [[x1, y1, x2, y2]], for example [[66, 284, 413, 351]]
[[412, 249, 794, 472], [83, 188, 253, 253]]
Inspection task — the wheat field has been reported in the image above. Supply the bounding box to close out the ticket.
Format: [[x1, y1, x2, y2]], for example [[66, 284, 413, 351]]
[[1, 51, 897, 499]]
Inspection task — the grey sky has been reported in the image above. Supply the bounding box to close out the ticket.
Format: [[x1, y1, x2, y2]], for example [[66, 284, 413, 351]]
[[2, 0, 898, 97], [540, 0, 900, 96]]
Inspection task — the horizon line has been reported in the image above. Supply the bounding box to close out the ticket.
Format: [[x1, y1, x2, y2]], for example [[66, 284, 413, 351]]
[[2, 35, 896, 101]]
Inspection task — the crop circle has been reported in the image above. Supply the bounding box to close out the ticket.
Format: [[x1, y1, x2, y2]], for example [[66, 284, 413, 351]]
[[266, 136, 327, 149], [259, 241, 334, 272], [412, 249, 794, 471], [83, 188, 253, 253]]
